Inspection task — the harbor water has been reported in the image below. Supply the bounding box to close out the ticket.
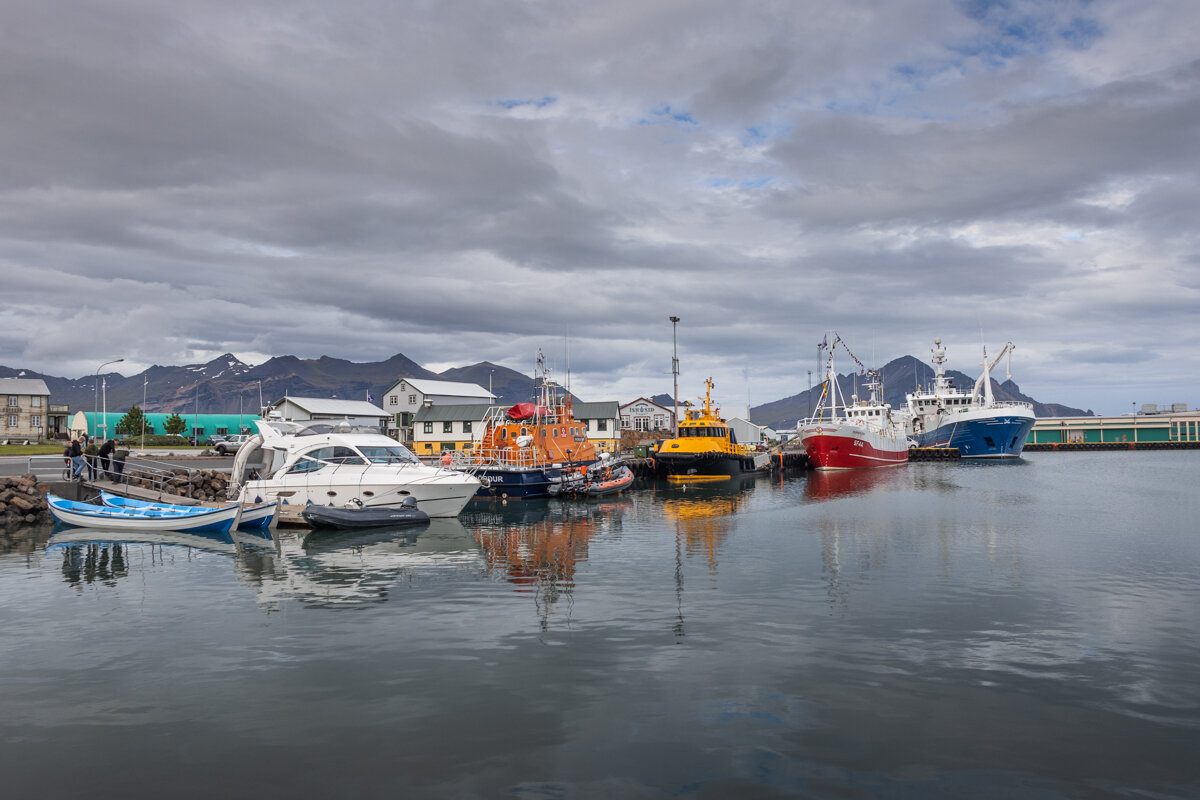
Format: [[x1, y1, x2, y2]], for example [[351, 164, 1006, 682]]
[[2, 452, 1198, 798]]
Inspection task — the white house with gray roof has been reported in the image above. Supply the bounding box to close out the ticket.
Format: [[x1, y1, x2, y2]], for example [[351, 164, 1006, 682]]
[[382, 378, 494, 443]]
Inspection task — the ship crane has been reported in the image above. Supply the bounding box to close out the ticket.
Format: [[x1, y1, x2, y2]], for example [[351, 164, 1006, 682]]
[[972, 342, 1016, 408]]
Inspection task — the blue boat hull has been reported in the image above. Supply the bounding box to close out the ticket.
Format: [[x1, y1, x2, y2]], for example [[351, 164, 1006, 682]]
[[473, 465, 591, 500], [911, 414, 1036, 458]]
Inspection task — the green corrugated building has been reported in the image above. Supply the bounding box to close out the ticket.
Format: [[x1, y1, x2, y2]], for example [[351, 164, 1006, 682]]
[[1028, 410, 1199, 444], [72, 411, 261, 440]]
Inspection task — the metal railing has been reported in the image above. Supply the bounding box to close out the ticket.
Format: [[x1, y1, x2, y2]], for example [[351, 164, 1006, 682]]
[[26, 454, 198, 497]]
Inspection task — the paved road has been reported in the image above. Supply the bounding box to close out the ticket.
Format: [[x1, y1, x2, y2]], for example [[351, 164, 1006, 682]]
[[0, 454, 234, 479]]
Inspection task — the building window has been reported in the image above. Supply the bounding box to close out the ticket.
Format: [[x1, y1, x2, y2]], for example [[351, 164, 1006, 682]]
[[409, 395, 417, 404], [31, 396, 41, 408], [597, 419, 607, 431], [216, 427, 229, 435], [6, 415, 16, 427], [5, 396, 16, 407], [31, 415, 41, 428], [423, 422, 433, 434], [389, 395, 398, 406], [463, 421, 472, 433], [443, 421, 453, 433]]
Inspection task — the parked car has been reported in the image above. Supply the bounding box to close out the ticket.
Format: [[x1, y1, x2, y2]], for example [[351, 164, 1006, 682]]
[[214, 434, 251, 456]]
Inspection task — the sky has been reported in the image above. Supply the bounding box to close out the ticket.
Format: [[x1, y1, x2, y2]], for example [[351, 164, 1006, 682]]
[[2, 0, 1197, 416]]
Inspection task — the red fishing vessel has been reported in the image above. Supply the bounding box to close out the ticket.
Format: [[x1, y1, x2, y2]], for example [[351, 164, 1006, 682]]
[[798, 334, 909, 470]]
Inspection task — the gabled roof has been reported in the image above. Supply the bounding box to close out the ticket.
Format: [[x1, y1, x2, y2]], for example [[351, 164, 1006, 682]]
[[574, 400, 620, 418], [413, 404, 492, 423], [0, 377, 51, 395], [386, 378, 493, 399], [620, 397, 673, 413], [272, 397, 386, 416]]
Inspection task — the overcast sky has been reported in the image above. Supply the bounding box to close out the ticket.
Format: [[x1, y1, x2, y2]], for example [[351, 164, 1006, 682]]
[[2, 0, 1197, 415]]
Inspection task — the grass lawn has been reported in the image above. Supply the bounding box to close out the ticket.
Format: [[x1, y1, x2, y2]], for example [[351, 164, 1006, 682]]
[[0, 443, 66, 456]]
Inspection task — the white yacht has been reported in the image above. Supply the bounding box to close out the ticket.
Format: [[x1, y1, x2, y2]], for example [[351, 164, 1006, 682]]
[[228, 419, 481, 517]]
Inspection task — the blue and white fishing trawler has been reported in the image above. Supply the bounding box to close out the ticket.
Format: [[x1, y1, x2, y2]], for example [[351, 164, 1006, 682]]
[[899, 338, 1036, 458]]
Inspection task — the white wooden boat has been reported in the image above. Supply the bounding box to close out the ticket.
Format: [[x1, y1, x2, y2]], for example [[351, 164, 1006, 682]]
[[99, 491, 277, 532], [47, 494, 240, 534]]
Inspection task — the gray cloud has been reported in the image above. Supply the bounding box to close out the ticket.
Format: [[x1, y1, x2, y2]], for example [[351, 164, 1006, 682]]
[[2, 0, 1198, 413]]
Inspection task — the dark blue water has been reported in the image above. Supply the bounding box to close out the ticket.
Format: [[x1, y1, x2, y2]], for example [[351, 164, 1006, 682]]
[[2, 452, 1198, 799]]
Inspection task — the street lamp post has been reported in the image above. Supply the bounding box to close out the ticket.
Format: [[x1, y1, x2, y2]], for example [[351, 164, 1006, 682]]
[[669, 316, 680, 436], [93, 358, 123, 443], [141, 376, 147, 451]]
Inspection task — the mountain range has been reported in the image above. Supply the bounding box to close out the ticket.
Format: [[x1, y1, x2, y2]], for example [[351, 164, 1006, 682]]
[[2, 351, 1090, 429], [0, 353, 536, 418]]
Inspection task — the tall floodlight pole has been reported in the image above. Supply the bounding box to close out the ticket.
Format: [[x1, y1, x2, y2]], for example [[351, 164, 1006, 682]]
[[669, 316, 680, 436], [807, 369, 812, 420], [94, 358, 123, 443], [142, 376, 147, 451], [257, 380, 263, 414]]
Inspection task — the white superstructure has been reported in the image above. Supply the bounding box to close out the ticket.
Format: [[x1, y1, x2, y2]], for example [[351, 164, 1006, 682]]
[[229, 419, 480, 517]]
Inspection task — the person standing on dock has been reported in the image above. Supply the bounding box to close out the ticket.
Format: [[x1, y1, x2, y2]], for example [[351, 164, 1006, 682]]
[[98, 439, 115, 480], [68, 438, 86, 480]]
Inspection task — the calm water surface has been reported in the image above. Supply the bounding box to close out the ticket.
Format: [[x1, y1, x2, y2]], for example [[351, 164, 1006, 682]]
[[2, 452, 1198, 798]]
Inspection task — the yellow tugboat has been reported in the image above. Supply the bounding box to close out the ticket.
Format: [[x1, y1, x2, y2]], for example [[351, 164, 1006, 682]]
[[652, 378, 762, 481]]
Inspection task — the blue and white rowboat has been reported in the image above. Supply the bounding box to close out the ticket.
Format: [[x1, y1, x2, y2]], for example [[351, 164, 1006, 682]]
[[99, 491, 277, 532], [47, 494, 241, 534]]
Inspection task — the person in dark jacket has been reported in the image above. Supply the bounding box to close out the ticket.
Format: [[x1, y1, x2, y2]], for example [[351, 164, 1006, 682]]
[[98, 439, 116, 480], [69, 438, 86, 479]]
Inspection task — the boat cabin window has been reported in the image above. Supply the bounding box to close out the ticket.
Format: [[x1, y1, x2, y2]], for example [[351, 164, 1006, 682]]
[[358, 444, 420, 464], [679, 426, 727, 438], [303, 445, 367, 465], [286, 456, 326, 475]]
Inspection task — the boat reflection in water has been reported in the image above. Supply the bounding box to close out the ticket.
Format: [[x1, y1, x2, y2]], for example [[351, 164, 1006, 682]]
[[803, 465, 909, 502], [465, 499, 631, 629], [654, 475, 760, 638], [234, 518, 483, 608], [48, 526, 238, 589], [658, 475, 757, 574]]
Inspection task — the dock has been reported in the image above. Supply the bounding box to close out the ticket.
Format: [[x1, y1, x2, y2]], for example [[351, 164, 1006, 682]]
[[908, 447, 961, 461], [1023, 441, 1200, 452]]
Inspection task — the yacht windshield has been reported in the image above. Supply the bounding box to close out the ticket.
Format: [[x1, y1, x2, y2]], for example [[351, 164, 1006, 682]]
[[359, 445, 420, 464]]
